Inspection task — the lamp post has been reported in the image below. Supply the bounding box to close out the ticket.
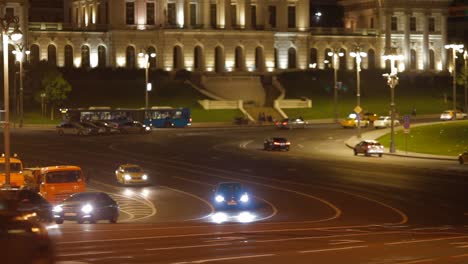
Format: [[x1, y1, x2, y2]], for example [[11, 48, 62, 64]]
[[1, 15, 23, 188], [382, 48, 403, 153], [445, 44, 464, 115], [464, 50, 467, 114], [138, 49, 156, 109], [327, 49, 344, 123], [13, 46, 28, 128], [40, 93, 46, 116], [350, 48, 367, 138]]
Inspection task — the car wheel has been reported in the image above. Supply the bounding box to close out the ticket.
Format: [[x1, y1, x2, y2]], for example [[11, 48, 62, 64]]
[[365, 151, 370, 157], [109, 214, 118, 224], [379, 153, 383, 157], [354, 149, 357, 156], [55, 218, 64, 224], [460, 157, 464, 165]]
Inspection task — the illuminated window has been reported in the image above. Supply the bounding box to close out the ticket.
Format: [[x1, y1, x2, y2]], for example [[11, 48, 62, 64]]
[[64, 45, 73, 68], [410, 17, 416, 31], [288, 6, 296, 28], [391, 16, 397, 31], [126, 2, 135, 25], [48, 45, 57, 65], [147, 2, 155, 25], [167, 3, 176, 26], [81, 46, 90, 68], [269, 6, 276, 28]]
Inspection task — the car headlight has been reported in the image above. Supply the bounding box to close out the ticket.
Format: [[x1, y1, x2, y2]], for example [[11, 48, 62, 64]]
[[240, 194, 249, 203], [81, 204, 93, 214], [53, 205, 63, 213], [142, 175, 148, 180], [215, 195, 225, 203], [145, 126, 151, 131], [124, 175, 132, 180]]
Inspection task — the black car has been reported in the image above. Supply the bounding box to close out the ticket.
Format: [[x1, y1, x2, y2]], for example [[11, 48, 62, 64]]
[[264, 137, 290, 151], [0, 189, 53, 223], [213, 182, 250, 209], [0, 212, 55, 264], [53, 192, 119, 224], [119, 121, 151, 134]]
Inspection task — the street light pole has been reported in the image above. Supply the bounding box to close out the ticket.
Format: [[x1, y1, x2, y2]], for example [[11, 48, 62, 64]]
[[327, 49, 344, 123], [1, 15, 23, 188], [383, 48, 403, 154], [464, 50, 467, 113], [139, 49, 156, 109], [350, 48, 367, 139], [445, 44, 464, 115]]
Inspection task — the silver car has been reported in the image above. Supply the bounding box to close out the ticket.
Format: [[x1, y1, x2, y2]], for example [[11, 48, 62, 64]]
[[354, 140, 384, 157], [56, 122, 93, 136]]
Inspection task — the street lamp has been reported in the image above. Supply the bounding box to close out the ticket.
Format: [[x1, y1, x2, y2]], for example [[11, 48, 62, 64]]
[[40, 93, 46, 116], [1, 15, 23, 188], [327, 49, 344, 122], [138, 49, 156, 109], [350, 48, 367, 138], [445, 44, 464, 116], [382, 48, 403, 153], [13, 46, 28, 128]]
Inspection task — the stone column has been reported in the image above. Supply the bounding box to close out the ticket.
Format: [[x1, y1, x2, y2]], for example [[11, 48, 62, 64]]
[[157, 0, 167, 27], [201, 0, 210, 29], [184, 0, 190, 28], [422, 11, 430, 70], [244, 0, 251, 29], [403, 10, 411, 69], [297, 0, 309, 31], [441, 12, 447, 68], [176, 0, 184, 27]]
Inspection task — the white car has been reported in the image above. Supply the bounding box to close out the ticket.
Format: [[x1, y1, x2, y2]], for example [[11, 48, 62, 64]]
[[374, 116, 400, 128], [440, 110, 467, 121]]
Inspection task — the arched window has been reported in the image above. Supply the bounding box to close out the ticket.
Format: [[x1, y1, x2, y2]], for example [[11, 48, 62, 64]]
[[288, 47, 296, 69], [148, 46, 156, 69], [81, 45, 90, 68], [429, 49, 435, 70], [173, 46, 184, 70], [194, 46, 203, 71], [367, 49, 375, 69], [64, 45, 73, 68], [214, 46, 224, 73], [98, 45, 106, 67], [255, 47, 264, 72], [324, 48, 331, 69], [126, 46, 135, 68], [309, 48, 317, 67], [410, 49, 417, 70], [30, 44, 40, 64], [48, 45, 57, 65], [339, 48, 346, 70], [235, 46, 243, 71]]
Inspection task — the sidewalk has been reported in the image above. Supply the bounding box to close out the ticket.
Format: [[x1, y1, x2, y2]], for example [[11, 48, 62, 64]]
[[344, 121, 460, 161]]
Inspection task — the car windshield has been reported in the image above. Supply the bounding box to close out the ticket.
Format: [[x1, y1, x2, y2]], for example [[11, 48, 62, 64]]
[[125, 167, 142, 173], [0, 163, 22, 173], [273, 138, 287, 142], [66, 192, 98, 202], [45, 170, 82, 183], [218, 183, 242, 195]]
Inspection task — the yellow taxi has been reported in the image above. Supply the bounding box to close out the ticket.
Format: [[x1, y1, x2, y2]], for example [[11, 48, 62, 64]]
[[0, 155, 25, 188], [340, 117, 369, 128], [115, 164, 148, 185]]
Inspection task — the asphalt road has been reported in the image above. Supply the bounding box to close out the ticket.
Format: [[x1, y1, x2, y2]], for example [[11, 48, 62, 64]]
[[5, 123, 468, 264]]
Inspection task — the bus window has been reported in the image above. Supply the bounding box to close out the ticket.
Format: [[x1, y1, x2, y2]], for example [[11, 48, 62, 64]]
[[0, 163, 23, 173], [45, 170, 83, 184]]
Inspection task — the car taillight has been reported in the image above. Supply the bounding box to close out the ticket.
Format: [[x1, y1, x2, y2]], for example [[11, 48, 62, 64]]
[[367, 145, 372, 148], [189, 118, 192, 122], [286, 142, 291, 145], [273, 142, 280, 145], [275, 122, 280, 125], [282, 122, 288, 125]]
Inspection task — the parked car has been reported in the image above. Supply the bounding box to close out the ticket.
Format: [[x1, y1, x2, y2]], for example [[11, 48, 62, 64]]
[[341, 118, 369, 128], [115, 164, 149, 185], [440, 110, 467, 120], [353, 140, 384, 157], [0, 189, 53, 223], [119, 121, 151, 134], [91, 120, 120, 134], [53, 192, 119, 224], [0, 211, 55, 264], [212, 182, 250, 210], [264, 137, 290, 151], [459, 151, 468, 165], [275, 118, 306, 129], [374, 116, 400, 128], [56, 122, 93, 136]]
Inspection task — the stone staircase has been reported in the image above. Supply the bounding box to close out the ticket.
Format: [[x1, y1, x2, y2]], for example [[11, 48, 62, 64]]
[[245, 107, 283, 123]]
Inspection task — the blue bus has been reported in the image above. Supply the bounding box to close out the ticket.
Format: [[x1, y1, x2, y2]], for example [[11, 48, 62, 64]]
[[144, 107, 191, 128]]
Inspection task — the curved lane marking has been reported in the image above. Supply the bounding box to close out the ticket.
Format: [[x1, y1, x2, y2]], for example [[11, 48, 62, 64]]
[[172, 175, 278, 222], [159, 185, 215, 221]]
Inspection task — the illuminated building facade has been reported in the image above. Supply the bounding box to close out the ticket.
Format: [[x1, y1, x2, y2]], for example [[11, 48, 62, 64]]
[[9, 0, 454, 72]]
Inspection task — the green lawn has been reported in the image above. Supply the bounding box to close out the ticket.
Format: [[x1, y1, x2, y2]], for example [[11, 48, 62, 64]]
[[377, 121, 468, 156]]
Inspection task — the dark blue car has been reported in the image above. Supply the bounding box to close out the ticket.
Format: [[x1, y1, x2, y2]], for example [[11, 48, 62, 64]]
[[213, 182, 250, 210]]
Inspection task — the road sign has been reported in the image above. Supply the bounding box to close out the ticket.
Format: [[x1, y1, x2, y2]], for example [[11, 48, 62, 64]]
[[354, 106, 362, 114], [403, 115, 410, 129]]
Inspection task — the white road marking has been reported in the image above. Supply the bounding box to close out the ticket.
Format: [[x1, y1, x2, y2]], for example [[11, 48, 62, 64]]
[[239, 140, 254, 149], [172, 254, 275, 264], [297, 144, 304, 148], [160, 185, 215, 221], [205, 237, 246, 243], [395, 259, 436, 264], [452, 254, 468, 258], [57, 251, 114, 257], [385, 236, 468, 245], [299, 245, 368, 253], [145, 243, 229, 251], [329, 239, 363, 245]]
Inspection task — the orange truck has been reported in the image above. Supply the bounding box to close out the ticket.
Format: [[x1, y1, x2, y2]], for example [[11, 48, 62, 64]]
[[0, 156, 25, 188], [25, 166, 86, 204]]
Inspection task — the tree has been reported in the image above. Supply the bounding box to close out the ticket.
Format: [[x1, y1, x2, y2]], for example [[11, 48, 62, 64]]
[[35, 68, 72, 120]]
